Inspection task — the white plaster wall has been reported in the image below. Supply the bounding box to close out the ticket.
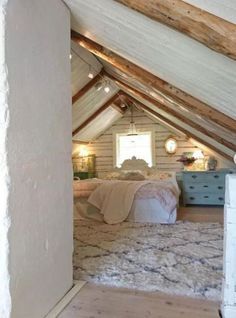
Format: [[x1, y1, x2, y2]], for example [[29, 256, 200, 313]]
[[0, 1, 11, 317], [4, 0, 73, 317]]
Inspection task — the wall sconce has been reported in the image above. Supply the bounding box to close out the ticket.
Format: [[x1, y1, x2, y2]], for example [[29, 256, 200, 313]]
[[79, 147, 88, 158], [79, 147, 88, 171], [165, 137, 177, 154]]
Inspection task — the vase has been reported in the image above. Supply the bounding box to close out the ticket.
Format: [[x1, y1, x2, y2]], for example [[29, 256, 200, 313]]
[[183, 163, 193, 171]]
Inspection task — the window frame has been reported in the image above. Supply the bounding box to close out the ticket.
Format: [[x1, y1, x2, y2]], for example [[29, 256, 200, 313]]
[[113, 130, 155, 168]]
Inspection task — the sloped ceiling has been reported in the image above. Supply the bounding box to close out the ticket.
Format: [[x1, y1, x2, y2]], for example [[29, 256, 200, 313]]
[[183, 0, 236, 24], [71, 45, 123, 141], [72, 77, 118, 131], [74, 106, 122, 141], [71, 41, 102, 95], [68, 0, 236, 163], [66, 0, 236, 119]]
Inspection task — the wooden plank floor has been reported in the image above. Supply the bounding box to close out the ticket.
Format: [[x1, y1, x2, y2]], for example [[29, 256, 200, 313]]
[[177, 206, 223, 224], [58, 283, 220, 318]]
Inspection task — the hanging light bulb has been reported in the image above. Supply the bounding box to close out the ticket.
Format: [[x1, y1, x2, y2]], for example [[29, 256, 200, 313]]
[[104, 85, 110, 93], [88, 66, 94, 79], [69, 53, 72, 60], [127, 104, 138, 136], [104, 80, 110, 93]]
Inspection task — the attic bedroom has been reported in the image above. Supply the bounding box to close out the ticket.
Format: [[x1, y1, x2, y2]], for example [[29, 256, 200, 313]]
[[1, 1, 236, 318], [62, 1, 236, 317]]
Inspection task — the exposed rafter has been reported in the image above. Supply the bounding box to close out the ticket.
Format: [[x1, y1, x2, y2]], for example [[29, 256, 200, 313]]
[[114, 0, 236, 60], [72, 91, 121, 136], [113, 79, 236, 152], [72, 69, 104, 104], [126, 94, 233, 161], [111, 102, 126, 114], [72, 140, 89, 145], [71, 31, 236, 133]]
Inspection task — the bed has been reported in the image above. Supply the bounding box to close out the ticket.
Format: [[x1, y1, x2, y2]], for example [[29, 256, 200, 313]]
[[73, 157, 180, 224]]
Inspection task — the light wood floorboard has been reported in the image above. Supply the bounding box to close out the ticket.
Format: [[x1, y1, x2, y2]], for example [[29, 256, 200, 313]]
[[58, 283, 220, 318], [177, 206, 223, 224]]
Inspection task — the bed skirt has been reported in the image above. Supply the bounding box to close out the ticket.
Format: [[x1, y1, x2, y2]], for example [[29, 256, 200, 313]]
[[74, 198, 176, 224]]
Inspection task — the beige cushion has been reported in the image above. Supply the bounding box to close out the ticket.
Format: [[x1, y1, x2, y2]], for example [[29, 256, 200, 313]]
[[147, 170, 176, 181]]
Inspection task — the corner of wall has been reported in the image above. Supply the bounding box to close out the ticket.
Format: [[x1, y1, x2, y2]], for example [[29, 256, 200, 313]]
[[0, 1, 11, 318]]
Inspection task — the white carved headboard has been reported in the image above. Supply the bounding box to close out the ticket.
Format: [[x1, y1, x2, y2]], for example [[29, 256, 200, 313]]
[[120, 156, 150, 171]]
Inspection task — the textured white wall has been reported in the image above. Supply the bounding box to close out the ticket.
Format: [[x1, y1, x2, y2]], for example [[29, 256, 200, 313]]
[[0, 1, 11, 317], [2, 0, 73, 317]]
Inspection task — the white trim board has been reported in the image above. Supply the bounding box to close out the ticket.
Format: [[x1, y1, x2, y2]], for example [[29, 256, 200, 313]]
[[45, 280, 86, 318]]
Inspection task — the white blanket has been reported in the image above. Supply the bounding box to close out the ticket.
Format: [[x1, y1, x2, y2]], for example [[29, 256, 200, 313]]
[[88, 181, 150, 224]]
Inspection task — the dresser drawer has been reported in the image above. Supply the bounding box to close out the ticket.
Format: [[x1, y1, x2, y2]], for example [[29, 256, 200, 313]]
[[183, 172, 225, 183], [184, 192, 225, 205], [183, 183, 225, 193]]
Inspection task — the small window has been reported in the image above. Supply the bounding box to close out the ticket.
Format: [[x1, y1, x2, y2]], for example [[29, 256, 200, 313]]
[[115, 132, 153, 167]]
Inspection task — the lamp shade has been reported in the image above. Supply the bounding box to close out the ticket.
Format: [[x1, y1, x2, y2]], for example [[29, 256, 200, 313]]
[[193, 150, 204, 159], [127, 121, 138, 136]]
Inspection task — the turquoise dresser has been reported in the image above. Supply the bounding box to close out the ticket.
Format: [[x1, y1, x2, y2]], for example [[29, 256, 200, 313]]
[[182, 170, 235, 206]]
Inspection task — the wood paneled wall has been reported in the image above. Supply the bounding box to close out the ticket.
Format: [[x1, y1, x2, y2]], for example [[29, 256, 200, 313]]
[[86, 110, 200, 177], [73, 110, 234, 177]]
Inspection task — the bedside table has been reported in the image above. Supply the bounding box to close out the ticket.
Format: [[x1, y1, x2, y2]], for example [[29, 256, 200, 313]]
[[182, 170, 234, 206]]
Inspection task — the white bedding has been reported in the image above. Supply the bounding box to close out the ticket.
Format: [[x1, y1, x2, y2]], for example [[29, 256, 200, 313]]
[[73, 178, 180, 224], [74, 198, 177, 224], [88, 181, 152, 224]]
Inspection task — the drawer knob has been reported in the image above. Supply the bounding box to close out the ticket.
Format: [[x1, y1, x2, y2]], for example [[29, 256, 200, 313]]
[[190, 197, 195, 200], [214, 175, 219, 179], [204, 196, 209, 199], [218, 186, 223, 190], [203, 185, 208, 188], [192, 175, 197, 179], [218, 197, 224, 201], [189, 186, 194, 189]]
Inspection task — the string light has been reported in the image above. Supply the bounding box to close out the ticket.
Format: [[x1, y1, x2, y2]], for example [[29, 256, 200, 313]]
[[104, 80, 110, 93], [71, 46, 183, 114], [88, 66, 94, 79], [71, 47, 130, 109]]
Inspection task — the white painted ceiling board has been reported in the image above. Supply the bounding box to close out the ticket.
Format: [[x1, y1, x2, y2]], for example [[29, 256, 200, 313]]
[[104, 64, 236, 147], [146, 112, 187, 138], [125, 89, 235, 159], [72, 81, 118, 131], [66, 0, 236, 119], [71, 41, 102, 96], [183, 0, 236, 24], [73, 106, 122, 141]]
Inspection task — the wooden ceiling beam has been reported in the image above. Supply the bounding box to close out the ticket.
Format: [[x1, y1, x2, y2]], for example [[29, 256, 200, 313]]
[[72, 69, 104, 104], [127, 95, 233, 162], [111, 102, 126, 114], [71, 31, 236, 133], [114, 0, 236, 60], [112, 78, 236, 152], [72, 140, 89, 145], [72, 91, 121, 136]]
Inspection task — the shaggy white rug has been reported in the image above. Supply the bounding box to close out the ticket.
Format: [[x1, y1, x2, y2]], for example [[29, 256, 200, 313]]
[[73, 220, 223, 301]]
